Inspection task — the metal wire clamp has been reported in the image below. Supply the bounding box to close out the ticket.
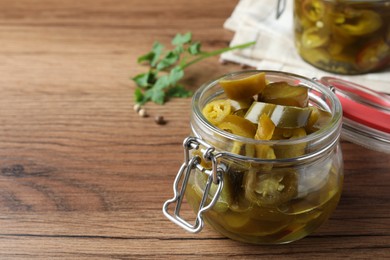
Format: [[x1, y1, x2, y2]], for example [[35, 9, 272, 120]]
[[162, 136, 224, 233]]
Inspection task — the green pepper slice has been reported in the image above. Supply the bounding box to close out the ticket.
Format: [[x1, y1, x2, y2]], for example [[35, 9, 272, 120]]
[[273, 128, 307, 158], [298, 47, 331, 69], [255, 113, 275, 141], [301, 26, 330, 49], [302, 0, 325, 22], [334, 9, 382, 36], [230, 98, 253, 118], [243, 169, 298, 207], [202, 99, 231, 125], [217, 115, 257, 138], [356, 38, 390, 72], [305, 106, 332, 133], [245, 102, 312, 129], [219, 72, 266, 101], [229, 98, 253, 112], [260, 82, 309, 107]]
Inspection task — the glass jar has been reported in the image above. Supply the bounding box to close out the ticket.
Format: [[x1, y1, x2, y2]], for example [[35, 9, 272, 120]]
[[293, 0, 390, 74], [163, 70, 344, 244]]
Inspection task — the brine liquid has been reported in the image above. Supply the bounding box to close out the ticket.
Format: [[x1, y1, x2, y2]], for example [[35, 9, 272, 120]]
[[185, 166, 342, 244]]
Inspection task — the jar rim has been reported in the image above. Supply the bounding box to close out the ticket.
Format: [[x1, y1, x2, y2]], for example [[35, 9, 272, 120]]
[[192, 70, 343, 148]]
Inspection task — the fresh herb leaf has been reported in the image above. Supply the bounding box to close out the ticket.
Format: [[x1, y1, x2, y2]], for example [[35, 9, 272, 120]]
[[132, 71, 156, 88], [169, 66, 184, 86], [134, 88, 145, 104], [172, 32, 192, 46], [137, 41, 164, 67], [156, 51, 179, 71], [167, 85, 192, 98], [188, 42, 201, 55], [151, 42, 164, 67], [137, 52, 154, 64], [133, 32, 256, 105], [153, 75, 170, 90], [147, 88, 166, 104], [173, 45, 184, 55]]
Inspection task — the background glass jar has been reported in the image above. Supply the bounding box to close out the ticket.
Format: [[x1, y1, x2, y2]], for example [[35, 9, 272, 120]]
[[163, 70, 343, 244], [293, 0, 390, 74]]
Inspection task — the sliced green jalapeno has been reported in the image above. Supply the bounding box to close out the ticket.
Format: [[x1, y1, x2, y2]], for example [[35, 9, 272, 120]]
[[245, 102, 312, 129], [219, 72, 266, 101], [260, 82, 309, 108], [243, 169, 298, 207]]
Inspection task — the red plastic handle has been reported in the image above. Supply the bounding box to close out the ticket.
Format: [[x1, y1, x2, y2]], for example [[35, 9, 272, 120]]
[[336, 94, 390, 133], [321, 77, 390, 133]]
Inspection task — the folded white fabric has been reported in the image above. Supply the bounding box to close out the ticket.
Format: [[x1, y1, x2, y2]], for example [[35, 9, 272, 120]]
[[222, 0, 390, 94]]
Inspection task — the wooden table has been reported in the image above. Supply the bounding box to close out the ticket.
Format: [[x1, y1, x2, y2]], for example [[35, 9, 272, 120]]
[[0, 0, 389, 258]]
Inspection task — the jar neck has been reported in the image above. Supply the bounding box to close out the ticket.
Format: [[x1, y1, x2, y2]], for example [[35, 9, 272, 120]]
[[191, 114, 341, 166]]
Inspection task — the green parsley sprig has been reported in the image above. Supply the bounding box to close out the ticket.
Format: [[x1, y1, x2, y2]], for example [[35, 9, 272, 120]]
[[132, 32, 255, 105]]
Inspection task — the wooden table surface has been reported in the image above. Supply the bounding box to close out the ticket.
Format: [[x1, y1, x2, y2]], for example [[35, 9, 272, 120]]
[[1, 0, 389, 259]]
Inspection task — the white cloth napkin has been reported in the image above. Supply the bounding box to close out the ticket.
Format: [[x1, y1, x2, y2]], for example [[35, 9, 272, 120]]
[[221, 0, 390, 94]]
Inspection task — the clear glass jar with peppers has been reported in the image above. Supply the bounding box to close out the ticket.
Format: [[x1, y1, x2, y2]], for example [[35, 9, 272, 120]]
[[294, 0, 390, 74], [163, 70, 344, 244]]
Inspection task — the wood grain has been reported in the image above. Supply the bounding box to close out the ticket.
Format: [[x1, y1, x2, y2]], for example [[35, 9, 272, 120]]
[[0, 0, 389, 258]]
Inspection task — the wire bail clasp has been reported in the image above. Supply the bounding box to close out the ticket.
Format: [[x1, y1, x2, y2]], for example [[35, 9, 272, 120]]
[[162, 136, 224, 233]]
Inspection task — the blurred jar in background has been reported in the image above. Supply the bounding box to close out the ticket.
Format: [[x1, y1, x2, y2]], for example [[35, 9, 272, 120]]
[[294, 0, 390, 75]]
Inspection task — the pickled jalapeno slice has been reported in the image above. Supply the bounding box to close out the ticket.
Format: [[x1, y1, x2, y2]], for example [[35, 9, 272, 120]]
[[254, 113, 276, 164], [230, 98, 253, 117], [244, 170, 298, 207], [219, 72, 266, 101], [272, 127, 307, 141], [301, 26, 330, 49], [306, 106, 332, 133], [229, 192, 253, 213], [255, 145, 276, 161], [334, 9, 382, 36], [245, 101, 312, 129], [298, 47, 332, 69], [255, 113, 275, 141], [260, 82, 309, 107], [202, 99, 231, 125], [302, 0, 325, 22], [230, 98, 253, 111], [217, 115, 257, 138], [273, 128, 307, 159], [356, 39, 390, 71]]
